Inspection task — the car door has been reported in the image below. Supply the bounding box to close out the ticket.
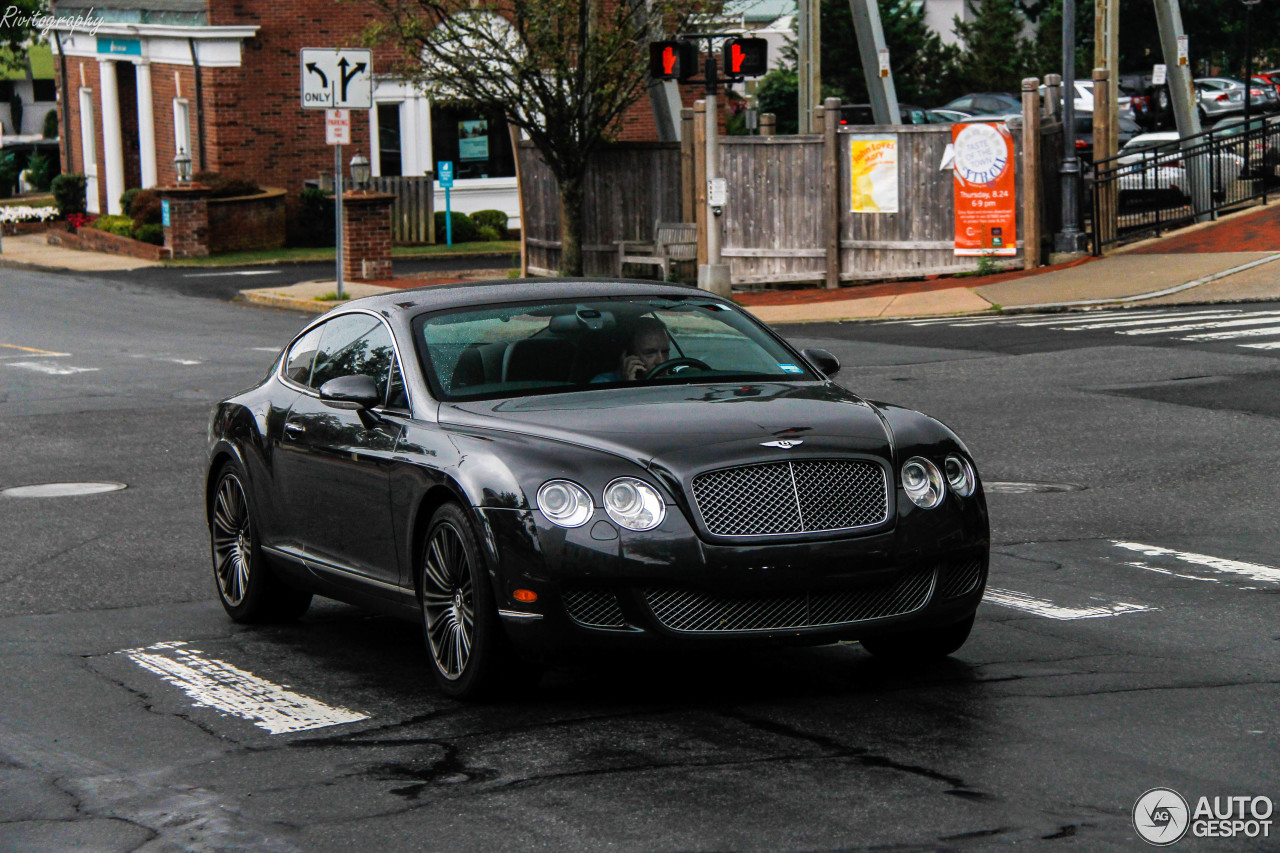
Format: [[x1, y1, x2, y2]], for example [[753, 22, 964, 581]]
[[277, 312, 405, 591]]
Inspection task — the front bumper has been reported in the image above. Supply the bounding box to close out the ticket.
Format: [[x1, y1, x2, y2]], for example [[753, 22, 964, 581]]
[[476, 489, 989, 657]]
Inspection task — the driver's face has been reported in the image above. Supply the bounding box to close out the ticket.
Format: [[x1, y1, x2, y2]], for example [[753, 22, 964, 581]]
[[631, 331, 670, 372]]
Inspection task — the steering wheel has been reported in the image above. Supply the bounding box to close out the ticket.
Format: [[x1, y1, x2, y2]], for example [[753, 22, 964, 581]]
[[645, 357, 711, 379]]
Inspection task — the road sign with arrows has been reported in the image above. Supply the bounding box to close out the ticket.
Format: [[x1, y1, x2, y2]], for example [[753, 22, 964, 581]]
[[300, 48, 373, 110]]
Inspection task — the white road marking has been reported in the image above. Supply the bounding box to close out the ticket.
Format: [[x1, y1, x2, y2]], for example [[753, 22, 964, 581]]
[[1183, 324, 1280, 341], [1059, 311, 1248, 331], [1112, 541, 1280, 586], [129, 355, 203, 366], [1011, 309, 1203, 327], [251, 347, 281, 352], [6, 361, 98, 375], [1239, 341, 1280, 350], [182, 270, 282, 278], [984, 587, 1156, 620], [121, 641, 368, 734], [1117, 312, 1280, 335]]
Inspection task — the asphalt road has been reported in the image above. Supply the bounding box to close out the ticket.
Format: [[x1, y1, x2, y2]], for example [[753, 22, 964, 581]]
[[1, 270, 1276, 851]]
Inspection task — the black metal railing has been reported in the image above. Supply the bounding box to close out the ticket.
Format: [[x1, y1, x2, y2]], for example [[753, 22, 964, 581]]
[[1090, 117, 1280, 254]]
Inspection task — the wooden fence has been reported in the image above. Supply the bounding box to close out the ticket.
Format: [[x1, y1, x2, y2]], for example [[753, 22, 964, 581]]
[[519, 99, 1066, 285], [319, 174, 435, 244]]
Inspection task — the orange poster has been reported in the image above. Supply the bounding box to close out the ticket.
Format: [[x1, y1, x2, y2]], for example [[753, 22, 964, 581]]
[[952, 123, 1017, 256]]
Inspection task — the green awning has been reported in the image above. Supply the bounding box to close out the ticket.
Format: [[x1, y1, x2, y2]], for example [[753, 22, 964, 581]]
[[0, 44, 56, 81]]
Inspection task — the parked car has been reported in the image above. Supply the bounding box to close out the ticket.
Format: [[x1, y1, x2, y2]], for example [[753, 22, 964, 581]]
[[1257, 71, 1280, 98], [926, 108, 972, 124], [941, 92, 1022, 116], [1115, 131, 1245, 204], [1195, 77, 1278, 121], [836, 103, 946, 126], [1207, 115, 1280, 175], [206, 281, 992, 697]]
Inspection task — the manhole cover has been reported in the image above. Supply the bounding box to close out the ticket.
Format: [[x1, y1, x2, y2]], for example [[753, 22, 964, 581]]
[[985, 481, 1085, 494], [1, 482, 128, 498]]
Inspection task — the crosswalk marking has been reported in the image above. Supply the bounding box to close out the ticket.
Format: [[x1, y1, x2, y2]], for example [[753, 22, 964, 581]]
[[1111, 541, 1280, 587], [984, 588, 1157, 619], [882, 307, 1280, 351], [120, 641, 368, 735], [6, 361, 98, 375]]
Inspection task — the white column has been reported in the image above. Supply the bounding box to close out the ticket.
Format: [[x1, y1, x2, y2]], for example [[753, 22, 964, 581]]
[[98, 59, 126, 214], [368, 104, 381, 176], [135, 61, 158, 188], [399, 99, 416, 176]]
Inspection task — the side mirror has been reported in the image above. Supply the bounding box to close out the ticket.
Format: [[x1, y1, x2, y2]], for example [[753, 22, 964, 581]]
[[801, 347, 840, 378], [319, 375, 383, 428]]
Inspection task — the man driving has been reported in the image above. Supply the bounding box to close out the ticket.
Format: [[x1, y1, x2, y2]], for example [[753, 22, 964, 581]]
[[592, 317, 671, 382]]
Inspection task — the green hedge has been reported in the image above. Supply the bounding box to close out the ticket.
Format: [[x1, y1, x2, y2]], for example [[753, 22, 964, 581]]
[[471, 209, 508, 239], [51, 173, 87, 217], [434, 210, 478, 244]]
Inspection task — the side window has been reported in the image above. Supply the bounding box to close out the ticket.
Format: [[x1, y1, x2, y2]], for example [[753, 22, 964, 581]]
[[284, 325, 325, 386], [310, 314, 399, 401], [386, 361, 410, 411]]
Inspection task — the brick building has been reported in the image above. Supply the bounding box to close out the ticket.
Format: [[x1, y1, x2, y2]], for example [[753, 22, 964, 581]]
[[48, 0, 704, 225]]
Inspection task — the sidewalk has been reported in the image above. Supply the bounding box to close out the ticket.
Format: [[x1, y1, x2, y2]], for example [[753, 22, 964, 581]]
[[6, 202, 1280, 321]]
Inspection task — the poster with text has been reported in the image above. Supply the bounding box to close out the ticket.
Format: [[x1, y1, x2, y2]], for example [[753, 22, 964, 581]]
[[459, 120, 490, 162], [849, 136, 899, 213], [952, 122, 1017, 256]]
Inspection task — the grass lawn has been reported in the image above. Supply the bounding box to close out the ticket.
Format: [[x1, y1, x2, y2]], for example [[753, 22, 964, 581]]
[[165, 241, 521, 267], [0, 194, 55, 208]]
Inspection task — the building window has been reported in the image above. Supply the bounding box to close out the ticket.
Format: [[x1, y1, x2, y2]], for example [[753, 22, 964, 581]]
[[377, 103, 402, 177], [429, 102, 514, 180], [32, 80, 57, 102], [173, 98, 190, 160]]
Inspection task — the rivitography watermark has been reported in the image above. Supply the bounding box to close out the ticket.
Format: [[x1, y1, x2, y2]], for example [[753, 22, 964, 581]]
[[1, 5, 106, 39]]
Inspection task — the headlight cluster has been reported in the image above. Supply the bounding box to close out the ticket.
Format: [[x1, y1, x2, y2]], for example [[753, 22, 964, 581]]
[[901, 454, 976, 509], [537, 477, 665, 531]]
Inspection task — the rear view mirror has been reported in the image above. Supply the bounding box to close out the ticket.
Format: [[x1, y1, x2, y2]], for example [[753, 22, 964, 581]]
[[802, 347, 840, 378]]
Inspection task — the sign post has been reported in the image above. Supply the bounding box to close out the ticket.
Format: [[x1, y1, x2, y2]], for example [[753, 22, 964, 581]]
[[302, 48, 372, 298], [438, 161, 454, 245]]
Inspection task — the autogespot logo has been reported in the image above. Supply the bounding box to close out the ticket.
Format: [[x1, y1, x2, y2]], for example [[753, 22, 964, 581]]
[[1134, 788, 1190, 846]]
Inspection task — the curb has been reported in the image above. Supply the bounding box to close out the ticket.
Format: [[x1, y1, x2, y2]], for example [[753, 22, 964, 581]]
[[235, 291, 340, 314]]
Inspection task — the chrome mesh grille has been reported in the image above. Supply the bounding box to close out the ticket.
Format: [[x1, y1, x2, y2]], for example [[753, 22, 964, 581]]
[[562, 588, 626, 628], [691, 460, 888, 537], [937, 557, 985, 599], [644, 568, 935, 633]]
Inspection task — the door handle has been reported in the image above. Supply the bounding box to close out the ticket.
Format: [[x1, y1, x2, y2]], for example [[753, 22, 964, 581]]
[[284, 422, 306, 438]]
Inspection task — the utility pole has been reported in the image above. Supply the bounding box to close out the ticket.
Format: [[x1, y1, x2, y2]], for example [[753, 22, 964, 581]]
[[1152, 0, 1209, 220], [1055, 0, 1088, 254], [849, 0, 901, 125], [1093, 0, 1119, 163], [797, 0, 820, 133]]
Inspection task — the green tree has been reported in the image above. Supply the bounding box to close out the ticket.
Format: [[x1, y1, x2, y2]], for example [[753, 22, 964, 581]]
[[821, 0, 962, 107], [367, 0, 710, 275], [952, 0, 1033, 94], [0, 0, 46, 75]]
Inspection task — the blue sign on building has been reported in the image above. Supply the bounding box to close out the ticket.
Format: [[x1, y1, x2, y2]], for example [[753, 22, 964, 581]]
[[161, 199, 170, 227], [97, 37, 142, 56]]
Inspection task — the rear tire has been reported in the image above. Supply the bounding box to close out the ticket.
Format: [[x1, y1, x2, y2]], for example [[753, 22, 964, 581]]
[[209, 462, 312, 623], [860, 614, 974, 662], [418, 503, 537, 699]]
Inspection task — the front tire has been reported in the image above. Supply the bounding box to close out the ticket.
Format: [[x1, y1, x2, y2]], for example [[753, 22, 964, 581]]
[[209, 462, 312, 623], [419, 503, 534, 699], [860, 614, 975, 662]]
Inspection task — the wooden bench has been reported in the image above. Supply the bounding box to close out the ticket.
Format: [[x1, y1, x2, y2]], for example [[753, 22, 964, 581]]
[[616, 221, 698, 280]]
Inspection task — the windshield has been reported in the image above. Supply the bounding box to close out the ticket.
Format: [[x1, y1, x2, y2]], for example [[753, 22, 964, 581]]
[[414, 296, 815, 401]]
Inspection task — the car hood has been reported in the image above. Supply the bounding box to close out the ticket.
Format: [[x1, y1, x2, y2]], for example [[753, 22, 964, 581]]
[[438, 381, 895, 474]]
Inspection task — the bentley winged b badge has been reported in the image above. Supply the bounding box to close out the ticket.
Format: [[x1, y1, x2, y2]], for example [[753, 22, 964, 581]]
[[760, 439, 804, 449]]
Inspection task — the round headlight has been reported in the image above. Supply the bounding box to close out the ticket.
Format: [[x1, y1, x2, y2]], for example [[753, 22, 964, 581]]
[[537, 480, 593, 528], [603, 477, 666, 531], [901, 457, 944, 509], [945, 454, 976, 497]]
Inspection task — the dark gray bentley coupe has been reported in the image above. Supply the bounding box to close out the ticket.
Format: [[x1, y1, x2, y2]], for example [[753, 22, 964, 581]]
[[206, 280, 989, 697]]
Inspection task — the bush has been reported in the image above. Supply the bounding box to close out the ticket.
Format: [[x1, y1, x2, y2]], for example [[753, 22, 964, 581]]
[[0, 152, 16, 198], [89, 214, 134, 237], [471, 209, 508, 239], [24, 152, 55, 191], [192, 171, 262, 199], [133, 223, 164, 245], [51, 173, 87, 217], [119, 188, 141, 216], [476, 225, 500, 242], [43, 109, 59, 139], [434, 210, 478, 244], [127, 189, 162, 225], [293, 187, 335, 247]]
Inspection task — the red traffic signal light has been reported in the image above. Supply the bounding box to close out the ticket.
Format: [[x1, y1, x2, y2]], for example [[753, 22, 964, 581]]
[[649, 40, 697, 81], [722, 38, 767, 78]]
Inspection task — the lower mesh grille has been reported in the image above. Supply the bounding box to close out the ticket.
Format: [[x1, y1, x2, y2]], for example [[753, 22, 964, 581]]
[[562, 588, 627, 628], [937, 557, 985, 599], [644, 568, 935, 633]]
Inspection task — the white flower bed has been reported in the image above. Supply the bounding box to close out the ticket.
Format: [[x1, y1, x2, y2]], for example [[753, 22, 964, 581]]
[[0, 205, 59, 224]]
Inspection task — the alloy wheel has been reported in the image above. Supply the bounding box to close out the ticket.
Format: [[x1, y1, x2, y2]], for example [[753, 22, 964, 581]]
[[421, 523, 475, 680], [211, 474, 252, 606]]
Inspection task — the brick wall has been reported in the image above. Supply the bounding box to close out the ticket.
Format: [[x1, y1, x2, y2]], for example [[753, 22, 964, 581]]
[[162, 189, 211, 258], [340, 193, 394, 281], [208, 188, 288, 253]]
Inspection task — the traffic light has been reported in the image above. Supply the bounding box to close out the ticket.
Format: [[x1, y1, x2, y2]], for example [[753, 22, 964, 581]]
[[649, 40, 697, 81], [722, 38, 767, 78]]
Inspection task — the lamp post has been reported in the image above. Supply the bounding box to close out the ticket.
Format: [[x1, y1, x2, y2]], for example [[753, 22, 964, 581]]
[[1242, 0, 1260, 178], [1055, 0, 1089, 254], [349, 154, 370, 191], [174, 148, 193, 184]]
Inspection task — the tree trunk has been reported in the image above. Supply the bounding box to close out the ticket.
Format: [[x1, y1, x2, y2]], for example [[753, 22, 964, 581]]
[[558, 176, 585, 276]]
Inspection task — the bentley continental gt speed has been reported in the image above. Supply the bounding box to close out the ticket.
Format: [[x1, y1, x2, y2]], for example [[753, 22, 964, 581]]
[[206, 280, 990, 698]]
